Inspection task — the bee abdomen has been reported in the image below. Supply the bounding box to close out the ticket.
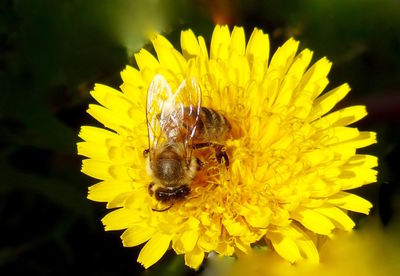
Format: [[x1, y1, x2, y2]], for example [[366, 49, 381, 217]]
[[198, 107, 231, 142]]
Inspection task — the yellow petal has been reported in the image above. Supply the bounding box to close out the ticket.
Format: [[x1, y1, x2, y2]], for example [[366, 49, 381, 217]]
[[88, 180, 133, 202], [180, 230, 199, 252], [294, 57, 331, 101], [309, 83, 351, 120], [243, 210, 271, 228], [102, 208, 140, 230], [184, 246, 205, 270], [122, 188, 149, 210], [228, 54, 250, 89], [120, 65, 145, 88], [82, 158, 134, 182], [134, 48, 159, 71], [336, 131, 377, 148], [215, 241, 235, 256], [120, 82, 146, 105], [152, 34, 187, 74], [106, 192, 131, 209], [81, 159, 111, 180], [274, 48, 313, 107], [234, 238, 252, 254], [267, 38, 299, 77], [198, 35, 208, 58], [315, 206, 355, 231], [312, 105, 368, 129], [90, 84, 133, 115], [181, 29, 201, 59], [137, 233, 172, 268], [197, 234, 218, 252], [223, 217, 248, 236], [229, 26, 245, 56], [265, 38, 299, 107], [87, 104, 133, 133], [151, 32, 174, 49], [291, 207, 335, 235], [210, 25, 230, 60], [335, 167, 377, 190], [322, 127, 360, 145], [302, 148, 335, 167], [290, 224, 319, 263], [78, 126, 119, 144], [121, 226, 155, 247], [108, 164, 134, 181], [77, 141, 109, 161], [346, 154, 378, 169], [267, 231, 301, 263], [297, 237, 319, 263], [258, 114, 281, 146], [328, 192, 373, 214], [246, 28, 269, 67]]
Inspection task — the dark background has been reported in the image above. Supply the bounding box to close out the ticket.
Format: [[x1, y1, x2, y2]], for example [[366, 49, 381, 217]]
[[1, 0, 399, 275]]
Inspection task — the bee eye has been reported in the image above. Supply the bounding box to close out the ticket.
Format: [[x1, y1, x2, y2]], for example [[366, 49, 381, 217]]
[[177, 185, 190, 198], [143, 148, 150, 157], [155, 190, 170, 202]]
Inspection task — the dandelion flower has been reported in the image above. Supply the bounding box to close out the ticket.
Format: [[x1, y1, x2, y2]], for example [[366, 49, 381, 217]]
[[78, 25, 377, 269]]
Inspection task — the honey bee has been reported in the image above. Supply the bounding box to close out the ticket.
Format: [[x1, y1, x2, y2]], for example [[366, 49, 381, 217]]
[[145, 74, 231, 211]]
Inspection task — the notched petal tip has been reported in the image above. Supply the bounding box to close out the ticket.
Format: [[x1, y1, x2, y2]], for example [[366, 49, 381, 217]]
[[184, 247, 205, 270], [137, 234, 172, 269]]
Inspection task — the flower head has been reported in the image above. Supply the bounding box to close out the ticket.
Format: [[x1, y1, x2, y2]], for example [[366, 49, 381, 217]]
[[78, 25, 377, 269]]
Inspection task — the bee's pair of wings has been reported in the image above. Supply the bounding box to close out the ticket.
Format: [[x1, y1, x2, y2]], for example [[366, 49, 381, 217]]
[[146, 74, 202, 165]]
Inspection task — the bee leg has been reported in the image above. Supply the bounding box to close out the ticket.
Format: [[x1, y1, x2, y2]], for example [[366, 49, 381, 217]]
[[196, 158, 204, 170], [193, 143, 230, 167], [152, 203, 174, 212], [192, 142, 212, 149], [215, 146, 229, 167], [143, 148, 150, 157]]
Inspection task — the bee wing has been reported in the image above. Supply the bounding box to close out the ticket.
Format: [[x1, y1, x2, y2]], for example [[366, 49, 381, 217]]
[[146, 75, 201, 165], [172, 76, 202, 165], [146, 75, 201, 164], [146, 74, 174, 161]]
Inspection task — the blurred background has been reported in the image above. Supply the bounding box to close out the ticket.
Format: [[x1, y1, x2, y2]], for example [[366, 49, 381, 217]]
[[1, 0, 399, 275]]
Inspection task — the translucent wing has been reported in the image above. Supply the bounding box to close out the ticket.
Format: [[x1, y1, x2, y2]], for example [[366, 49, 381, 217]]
[[146, 74, 202, 165], [146, 75, 173, 161], [173, 76, 202, 164]]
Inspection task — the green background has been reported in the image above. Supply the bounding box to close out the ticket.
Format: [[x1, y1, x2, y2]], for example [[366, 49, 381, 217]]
[[1, 0, 399, 275]]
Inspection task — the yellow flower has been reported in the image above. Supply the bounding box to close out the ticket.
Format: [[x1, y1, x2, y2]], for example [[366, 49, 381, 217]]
[[77, 25, 377, 269]]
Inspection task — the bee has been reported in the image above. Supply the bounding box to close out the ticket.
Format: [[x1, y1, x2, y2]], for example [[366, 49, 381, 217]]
[[145, 74, 231, 211]]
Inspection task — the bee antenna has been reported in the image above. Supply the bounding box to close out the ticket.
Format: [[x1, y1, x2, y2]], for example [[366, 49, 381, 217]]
[[152, 203, 174, 212]]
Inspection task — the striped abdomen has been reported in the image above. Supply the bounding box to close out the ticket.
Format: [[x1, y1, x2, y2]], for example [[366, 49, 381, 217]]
[[197, 107, 231, 143]]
